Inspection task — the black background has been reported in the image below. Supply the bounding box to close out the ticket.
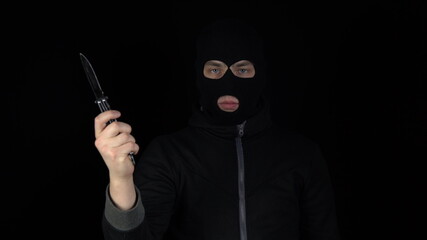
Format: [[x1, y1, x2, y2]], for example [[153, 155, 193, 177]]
[[2, 1, 426, 239]]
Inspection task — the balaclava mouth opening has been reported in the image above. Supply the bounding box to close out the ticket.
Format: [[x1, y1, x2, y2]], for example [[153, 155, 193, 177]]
[[195, 18, 267, 126]]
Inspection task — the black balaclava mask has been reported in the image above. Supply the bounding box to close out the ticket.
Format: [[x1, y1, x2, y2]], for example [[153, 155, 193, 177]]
[[195, 18, 267, 126]]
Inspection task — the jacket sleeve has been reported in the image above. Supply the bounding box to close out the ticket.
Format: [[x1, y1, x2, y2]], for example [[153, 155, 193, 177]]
[[300, 143, 341, 240], [102, 136, 177, 240]]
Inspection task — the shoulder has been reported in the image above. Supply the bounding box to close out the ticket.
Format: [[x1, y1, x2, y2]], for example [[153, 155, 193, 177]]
[[269, 124, 330, 175], [143, 126, 195, 152], [135, 127, 193, 169], [269, 123, 320, 151]]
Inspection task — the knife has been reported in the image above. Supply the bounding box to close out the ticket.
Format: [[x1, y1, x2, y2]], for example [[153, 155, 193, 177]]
[[79, 53, 136, 165]]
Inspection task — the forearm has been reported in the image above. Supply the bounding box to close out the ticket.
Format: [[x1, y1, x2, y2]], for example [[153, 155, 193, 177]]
[[109, 176, 137, 210], [103, 185, 145, 238]]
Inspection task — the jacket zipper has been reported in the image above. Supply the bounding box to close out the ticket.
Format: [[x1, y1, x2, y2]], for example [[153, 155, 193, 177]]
[[235, 121, 247, 240]]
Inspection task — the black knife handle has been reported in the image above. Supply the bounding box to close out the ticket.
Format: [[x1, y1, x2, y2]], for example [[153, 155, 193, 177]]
[[95, 97, 136, 165], [96, 97, 116, 124]]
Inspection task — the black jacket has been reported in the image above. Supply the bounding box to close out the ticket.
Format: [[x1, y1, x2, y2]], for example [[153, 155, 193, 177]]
[[102, 104, 340, 240]]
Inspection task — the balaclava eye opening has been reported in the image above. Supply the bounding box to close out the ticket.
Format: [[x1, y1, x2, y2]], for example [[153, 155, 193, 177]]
[[195, 18, 267, 126]]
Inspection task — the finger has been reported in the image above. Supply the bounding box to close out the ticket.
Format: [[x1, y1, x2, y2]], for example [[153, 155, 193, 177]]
[[102, 133, 136, 148], [94, 110, 121, 138], [116, 142, 140, 159], [101, 121, 132, 139], [130, 142, 140, 155]]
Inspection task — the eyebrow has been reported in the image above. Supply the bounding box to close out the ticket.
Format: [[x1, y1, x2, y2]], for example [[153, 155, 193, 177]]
[[233, 61, 252, 67], [205, 62, 224, 67]]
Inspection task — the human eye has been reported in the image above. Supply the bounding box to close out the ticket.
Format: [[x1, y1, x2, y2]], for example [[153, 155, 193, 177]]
[[210, 68, 221, 74], [203, 60, 228, 79], [238, 68, 248, 74], [204, 66, 226, 79], [230, 60, 255, 78], [234, 67, 251, 76]]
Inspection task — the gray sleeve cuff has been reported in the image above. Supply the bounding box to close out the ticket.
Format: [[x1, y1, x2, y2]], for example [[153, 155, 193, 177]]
[[104, 184, 145, 231]]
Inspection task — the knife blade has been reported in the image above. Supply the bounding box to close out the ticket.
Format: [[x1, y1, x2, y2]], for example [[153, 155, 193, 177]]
[[79, 52, 136, 165], [80, 53, 105, 101]]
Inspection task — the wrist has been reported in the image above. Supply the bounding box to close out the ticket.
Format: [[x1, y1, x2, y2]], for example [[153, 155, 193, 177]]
[[109, 174, 133, 186], [108, 178, 136, 211]]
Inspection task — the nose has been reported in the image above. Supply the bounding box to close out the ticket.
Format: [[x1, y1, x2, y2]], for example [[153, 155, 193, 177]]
[[221, 70, 237, 92]]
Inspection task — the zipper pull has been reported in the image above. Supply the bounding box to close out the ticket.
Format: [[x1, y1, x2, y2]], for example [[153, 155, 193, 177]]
[[237, 121, 246, 137]]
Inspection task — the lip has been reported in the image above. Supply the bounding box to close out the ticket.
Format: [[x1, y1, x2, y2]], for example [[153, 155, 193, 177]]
[[218, 102, 239, 110], [219, 101, 239, 104], [219, 102, 239, 106], [217, 95, 239, 111]]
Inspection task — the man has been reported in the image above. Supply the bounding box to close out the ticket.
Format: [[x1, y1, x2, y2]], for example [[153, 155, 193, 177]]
[[96, 18, 340, 239]]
